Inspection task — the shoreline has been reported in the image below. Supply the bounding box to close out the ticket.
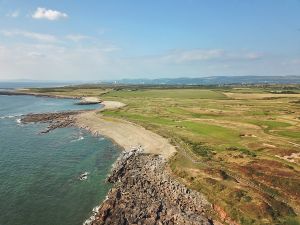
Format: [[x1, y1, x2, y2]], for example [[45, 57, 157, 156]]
[[19, 98, 215, 224], [74, 109, 176, 159], [83, 147, 213, 225], [0, 90, 104, 106], [0, 89, 79, 99], [73, 105, 214, 224]]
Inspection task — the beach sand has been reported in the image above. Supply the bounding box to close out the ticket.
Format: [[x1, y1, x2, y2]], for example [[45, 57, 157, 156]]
[[75, 101, 176, 159]]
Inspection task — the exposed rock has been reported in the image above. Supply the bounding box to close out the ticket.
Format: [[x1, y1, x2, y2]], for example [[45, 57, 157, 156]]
[[84, 147, 214, 225], [75, 97, 102, 105], [21, 111, 83, 133]]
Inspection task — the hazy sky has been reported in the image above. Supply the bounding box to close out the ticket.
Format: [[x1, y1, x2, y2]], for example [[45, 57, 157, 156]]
[[0, 0, 300, 81]]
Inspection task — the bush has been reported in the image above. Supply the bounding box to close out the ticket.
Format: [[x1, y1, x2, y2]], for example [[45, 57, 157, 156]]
[[226, 146, 257, 157], [185, 139, 213, 159]]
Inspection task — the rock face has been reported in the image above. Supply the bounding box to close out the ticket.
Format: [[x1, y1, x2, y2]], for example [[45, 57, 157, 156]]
[[85, 148, 214, 225]]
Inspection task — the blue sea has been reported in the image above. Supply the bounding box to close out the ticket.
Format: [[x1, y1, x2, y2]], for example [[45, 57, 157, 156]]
[[0, 94, 121, 225]]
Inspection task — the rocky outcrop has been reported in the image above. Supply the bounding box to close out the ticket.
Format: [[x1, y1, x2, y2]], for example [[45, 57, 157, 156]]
[[75, 97, 102, 105], [21, 111, 83, 133], [84, 148, 214, 225]]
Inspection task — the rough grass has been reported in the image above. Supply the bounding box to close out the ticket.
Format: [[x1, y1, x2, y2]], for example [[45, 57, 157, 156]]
[[277, 130, 300, 139], [101, 86, 300, 224], [250, 120, 292, 131], [105, 89, 228, 99], [23, 87, 110, 97]]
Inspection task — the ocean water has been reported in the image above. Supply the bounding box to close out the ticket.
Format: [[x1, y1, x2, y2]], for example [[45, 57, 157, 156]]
[[0, 95, 121, 225], [0, 81, 72, 89]]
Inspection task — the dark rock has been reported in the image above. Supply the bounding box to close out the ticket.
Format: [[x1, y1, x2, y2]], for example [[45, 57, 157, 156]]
[[21, 111, 84, 133]]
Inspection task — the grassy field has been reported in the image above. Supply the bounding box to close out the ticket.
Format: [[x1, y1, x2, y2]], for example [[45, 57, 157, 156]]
[[27, 84, 300, 225], [22, 86, 112, 98]]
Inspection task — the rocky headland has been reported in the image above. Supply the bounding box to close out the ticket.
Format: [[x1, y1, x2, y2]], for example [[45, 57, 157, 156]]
[[84, 147, 214, 225]]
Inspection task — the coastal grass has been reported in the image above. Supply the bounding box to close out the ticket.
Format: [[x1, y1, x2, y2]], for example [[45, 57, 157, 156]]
[[27, 84, 300, 225], [104, 89, 228, 99], [249, 120, 292, 131], [101, 85, 300, 224], [21, 87, 111, 98], [276, 130, 300, 139]]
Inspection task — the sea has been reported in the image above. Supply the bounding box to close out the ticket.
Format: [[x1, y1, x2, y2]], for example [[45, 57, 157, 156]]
[[0, 83, 121, 225]]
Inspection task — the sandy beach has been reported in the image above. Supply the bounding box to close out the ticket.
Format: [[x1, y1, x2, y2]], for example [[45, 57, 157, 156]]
[[75, 101, 176, 159], [77, 97, 102, 105]]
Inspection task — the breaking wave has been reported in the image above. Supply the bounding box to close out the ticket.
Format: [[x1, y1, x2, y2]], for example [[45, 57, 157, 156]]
[[71, 136, 85, 142], [0, 114, 23, 120]]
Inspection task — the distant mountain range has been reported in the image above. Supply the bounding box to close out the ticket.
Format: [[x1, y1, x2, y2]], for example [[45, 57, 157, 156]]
[[111, 76, 300, 85]]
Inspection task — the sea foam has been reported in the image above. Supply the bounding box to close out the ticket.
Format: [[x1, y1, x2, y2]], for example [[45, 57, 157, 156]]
[[0, 114, 23, 119], [71, 136, 85, 142]]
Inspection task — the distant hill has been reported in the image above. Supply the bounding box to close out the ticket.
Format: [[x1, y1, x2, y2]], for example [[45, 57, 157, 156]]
[[2, 76, 300, 88], [111, 76, 300, 85]]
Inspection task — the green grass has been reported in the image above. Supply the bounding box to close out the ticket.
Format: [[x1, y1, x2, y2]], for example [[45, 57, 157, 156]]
[[167, 107, 192, 115], [226, 87, 267, 93], [283, 217, 300, 225], [180, 121, 241, 143], [167, 107, 222, 119], [25, 87, 110, 97], [104, 89, 228, 99], [276, 130, 300, 139], [166, 107, 221, 119], [250, 120, 291, 130], [102, 110, 176, 126], [104, 109, 241, 145]]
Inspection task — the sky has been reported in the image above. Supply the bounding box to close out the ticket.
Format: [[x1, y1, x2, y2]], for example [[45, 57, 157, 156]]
[[0, 0, 300, 81]]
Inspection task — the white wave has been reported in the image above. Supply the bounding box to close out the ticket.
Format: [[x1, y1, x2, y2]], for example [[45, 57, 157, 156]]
[[78, 136, 84, 141], [83, 205, 100, 225], [16, 118, 21, 124], [71, 136, 84, 142], [0, 114, 23, 119]]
